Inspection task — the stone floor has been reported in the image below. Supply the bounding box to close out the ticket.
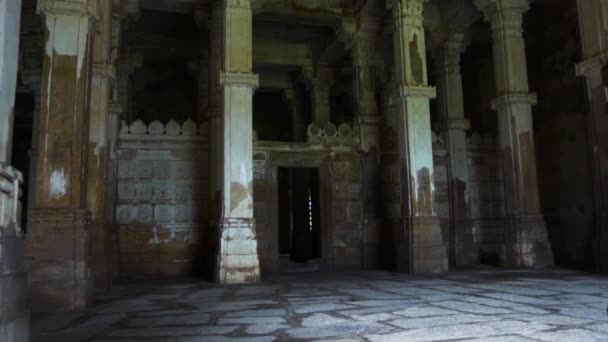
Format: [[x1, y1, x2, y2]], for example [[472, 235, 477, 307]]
[[31, 268, 608, 342]]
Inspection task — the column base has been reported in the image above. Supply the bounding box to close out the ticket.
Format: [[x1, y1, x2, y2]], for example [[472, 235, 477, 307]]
[[398, 216, 448, 274], [0, 225, 30, 342], [216, 218, 260, 284], [89, 220, 112, 292], [25, 208, 92, 312], [595, 212, 608, 274], [452, 219, 480, 267], [503, 215, 554, 268]]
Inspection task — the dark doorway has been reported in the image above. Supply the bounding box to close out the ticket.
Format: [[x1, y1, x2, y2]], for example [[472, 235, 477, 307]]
[[277, 168, 321, 269]]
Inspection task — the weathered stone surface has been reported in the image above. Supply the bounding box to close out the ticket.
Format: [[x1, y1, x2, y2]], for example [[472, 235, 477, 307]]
[[28, 270, 608, 341]]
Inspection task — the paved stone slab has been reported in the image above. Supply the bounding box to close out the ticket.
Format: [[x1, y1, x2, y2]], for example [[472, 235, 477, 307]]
[[30, 270, 608, 342], [434, 300, 513, 314]]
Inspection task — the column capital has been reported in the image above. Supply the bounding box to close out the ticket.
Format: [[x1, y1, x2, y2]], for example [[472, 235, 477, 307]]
[[394, 85, 437, 99], [92, 62, 115, 80], [223, 0, 251, 9], [491, 92, 537, 110], [576, 55, 606, 77], [38, 0, 98, 17], [219, 72, 259, 89], [387, 0, 428, 25], [299, 66, 334, 91], [475, 0, 530, 38], [439, 118, 470, 132], [437, 32, 467, 75]]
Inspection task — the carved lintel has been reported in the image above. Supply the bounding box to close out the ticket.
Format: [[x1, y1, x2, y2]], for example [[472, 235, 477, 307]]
[[491, 92, 537, 110], [37, 0, 98, 17], [219, 72, 259, 89]]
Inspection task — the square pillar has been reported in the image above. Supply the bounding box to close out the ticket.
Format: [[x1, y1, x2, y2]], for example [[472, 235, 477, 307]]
[[475, 0, 553, 267], [216, 0, 260, 284], [576, 0, 608, 273], [87, 0, 115, 292], [25, 0, 98, 311], [0, 0, 30, 340], [346, 16, 381, 153], [435, 32, 478, 266], [388, 0, 448, 274]]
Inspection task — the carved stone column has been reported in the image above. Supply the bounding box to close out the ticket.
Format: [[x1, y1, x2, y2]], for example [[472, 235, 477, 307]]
[[284, 87, 306, 142], [389, 0, 448, 274], [348, 17, 381, 153], [25, 0, 97, 311], [575, 0, 608, 273], [435, 32, 478, 267], [208, 3, 223, 221], [88, 0, 115, 292], [302, 66, 333, 125], [0, 0, 29, 339], [216, 0, 260, 284], [476, 0, 554, 267], [0, 0, 21, 162]]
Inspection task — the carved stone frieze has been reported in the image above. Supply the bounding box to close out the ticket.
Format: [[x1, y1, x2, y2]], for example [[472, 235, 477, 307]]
[[307, 122, 360, 146]]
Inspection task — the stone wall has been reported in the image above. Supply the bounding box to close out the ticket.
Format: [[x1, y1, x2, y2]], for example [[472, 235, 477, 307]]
[[0, 164, 28, 341], [466, 133, 506, 265], [252, 125, 370, 271], [329, 152, 363, 267], [115, 120, 208, 277]]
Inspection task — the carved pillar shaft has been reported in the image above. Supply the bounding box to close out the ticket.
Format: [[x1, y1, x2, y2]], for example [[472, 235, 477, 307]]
[[0, 0, 21, 163], [389, 0, 448, 274], [0, 0, 29, 339], [306, 66, 332, 125], [216, 0, 260, 284], [284, 88, 306, 142], [87, 0, 114, 292], [25, 0, 97, 311], [350, 21, 381, 153], [479, 0, 553, 267], [208, 3, 223, 216], [576, 0, 608, 273], [435, 32, 477, 266]]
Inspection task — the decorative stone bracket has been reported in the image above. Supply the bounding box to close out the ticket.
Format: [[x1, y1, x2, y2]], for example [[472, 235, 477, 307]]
[[0, 163, 23, 234], [307, 122, 360, 147]]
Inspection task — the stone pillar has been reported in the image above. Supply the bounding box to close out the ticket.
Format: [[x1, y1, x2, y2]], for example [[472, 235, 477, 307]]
[[575, 0, 608, 273], [435, 32, 478, 266], [476, 0, 553, 267], [88, 0, 114, 292], [25, 0, 97, 311], [284, 87, 307, 142], [208, 3, 223, 219], [0, 0, 29, 339], [216, 0, 260, 284], [348, 17, 381, 153], [303, 66, 333, 125], [388, 0, 448, 274]]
